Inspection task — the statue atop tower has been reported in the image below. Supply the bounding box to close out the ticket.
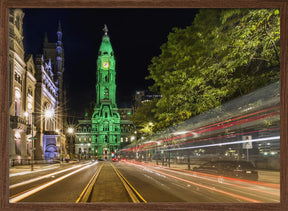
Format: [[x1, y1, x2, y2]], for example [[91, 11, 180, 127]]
[[103, 24, 108, 35]]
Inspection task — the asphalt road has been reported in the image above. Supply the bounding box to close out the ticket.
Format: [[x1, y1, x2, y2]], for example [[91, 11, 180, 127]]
[[9, 160, 280, 203]]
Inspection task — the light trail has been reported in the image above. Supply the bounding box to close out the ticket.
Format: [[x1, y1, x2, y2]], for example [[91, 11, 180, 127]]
[[162, 136, 280, 152], [158, 166, 280, 197], [122, 160, 280, 189], [9, 162, 98, 203], [121, 106, 280, 153], [123, 161, 262, 203], [10, 163, 92, 189], [191, 106, 279, 132], [9, 165, 59, 177]]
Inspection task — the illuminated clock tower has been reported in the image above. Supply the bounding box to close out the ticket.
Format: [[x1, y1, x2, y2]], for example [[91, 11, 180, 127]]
[[91, 25, 121, 160]]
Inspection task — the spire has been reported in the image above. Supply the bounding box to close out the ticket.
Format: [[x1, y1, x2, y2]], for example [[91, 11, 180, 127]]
[[58, 20, 62, 32], [103, 24, 108, 35], [44, 32, 48, 43], [57, 20, 62, 41], [99, 24, 113, 56]]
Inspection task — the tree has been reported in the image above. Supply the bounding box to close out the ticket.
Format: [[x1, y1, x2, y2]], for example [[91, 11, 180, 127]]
[[146, 9, 280, 131], [129, 99, 158, 135]]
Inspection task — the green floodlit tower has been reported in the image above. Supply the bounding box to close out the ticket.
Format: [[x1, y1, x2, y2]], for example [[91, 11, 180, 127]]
[[91, 25, 121, 160]]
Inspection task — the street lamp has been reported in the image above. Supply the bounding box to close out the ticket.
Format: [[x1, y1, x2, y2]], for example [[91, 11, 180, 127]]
[[68, 127, 74, 134], [67, 127, 75, 161]]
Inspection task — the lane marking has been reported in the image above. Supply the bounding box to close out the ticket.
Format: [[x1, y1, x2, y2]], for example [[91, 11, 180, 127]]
[[9, 162, 98, 203], [76, 163, 104, 203], [111, 163, 140, 203], [111, 163, 147, 203]]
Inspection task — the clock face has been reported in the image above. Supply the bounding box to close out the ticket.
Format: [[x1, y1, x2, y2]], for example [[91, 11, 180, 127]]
[[102, 62, 110, 69]]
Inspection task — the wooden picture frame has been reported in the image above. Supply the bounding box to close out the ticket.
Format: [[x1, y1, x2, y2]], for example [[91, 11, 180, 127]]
[[0, 0, 287, 210]]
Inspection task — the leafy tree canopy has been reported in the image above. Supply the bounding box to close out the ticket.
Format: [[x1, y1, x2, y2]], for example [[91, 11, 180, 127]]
[[143, 8, 280, 131]]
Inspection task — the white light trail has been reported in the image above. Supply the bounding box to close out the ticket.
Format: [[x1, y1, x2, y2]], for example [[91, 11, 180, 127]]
[[10, 162, 98, 203], [10, 165, 59, 177], [10, 163, 90, 189], [162, 136, 280, 151]]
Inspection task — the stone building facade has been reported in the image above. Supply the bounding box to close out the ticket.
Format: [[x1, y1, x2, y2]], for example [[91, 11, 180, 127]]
[[9, 9, 35, 162], [9, 9, 66, 164]]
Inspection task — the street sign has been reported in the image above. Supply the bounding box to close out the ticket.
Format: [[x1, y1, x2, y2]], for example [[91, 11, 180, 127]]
[[242, 136, 252, 149], [29, 137, 37, 140]]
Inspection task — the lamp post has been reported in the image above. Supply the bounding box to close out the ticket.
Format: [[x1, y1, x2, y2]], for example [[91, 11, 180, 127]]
[[55, 128, 63, 164], [26, 108, 55, 171], [25, 111, 36, 171], [67, 127, 74, 161]]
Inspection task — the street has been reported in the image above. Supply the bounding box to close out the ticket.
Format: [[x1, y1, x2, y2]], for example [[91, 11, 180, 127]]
[[9, 160, 279, 203]]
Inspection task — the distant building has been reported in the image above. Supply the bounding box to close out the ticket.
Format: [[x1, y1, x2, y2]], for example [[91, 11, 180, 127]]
[[9, 9, 66, 164], [133, 90, 162, 112]]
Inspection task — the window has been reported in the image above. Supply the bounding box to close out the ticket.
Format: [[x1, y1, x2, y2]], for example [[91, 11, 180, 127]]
[[15, 132, 21, 155], [15, 16, 20, 30], [28, 87, 33, 96], [84, 138, 87, 142], [104, 87, 109, 99], [14, 90, 21, 116]]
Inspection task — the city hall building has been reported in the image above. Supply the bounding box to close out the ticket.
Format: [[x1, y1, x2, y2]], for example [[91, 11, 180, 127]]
[[74, 25, 134, 160]]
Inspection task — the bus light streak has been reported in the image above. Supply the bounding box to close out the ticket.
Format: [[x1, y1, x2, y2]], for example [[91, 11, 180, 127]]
[[162, 136, 280, 152]]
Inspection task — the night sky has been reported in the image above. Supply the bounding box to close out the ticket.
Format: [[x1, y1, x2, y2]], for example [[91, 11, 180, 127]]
[[22, 9, 198, 118]]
